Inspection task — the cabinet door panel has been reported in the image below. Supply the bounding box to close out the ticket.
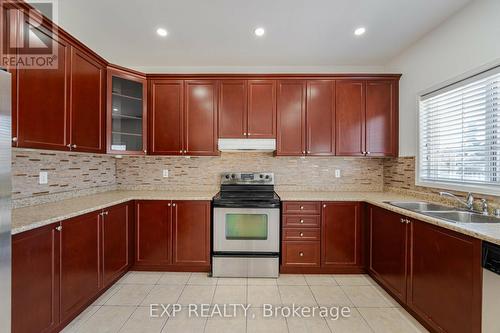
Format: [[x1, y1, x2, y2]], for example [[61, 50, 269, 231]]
[[368, 206, 407, 302], [306, 80, 335, 155], [248, 80, 276, 138], [335, 80, 365, 156], [184, 80, 218, 155], [408, 220, 482, 333], [149, 80, 184, 154], [172, 201, 210, 266], [17, 20, 70, 150], [282, 242, 320, 267], [219, 80, 247, 138], [321, 202, 361, 267], [60, 212, 100, 322], [135, 201, 171, 266], [102, 203, 130, 287], [276, 80, 306, 155], [70, 47, 105, 153], [12, 223, 60, 333], [366, 80, 397, 156]]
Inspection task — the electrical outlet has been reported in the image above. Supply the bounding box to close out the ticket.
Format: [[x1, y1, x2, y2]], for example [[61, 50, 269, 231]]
[[39, 171, 48, 184], [335, 169, 341, 178], [162, 169, 169, 178]]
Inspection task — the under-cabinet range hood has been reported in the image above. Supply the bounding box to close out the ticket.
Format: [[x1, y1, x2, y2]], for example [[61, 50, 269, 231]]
[[218, 139, 276, 152]]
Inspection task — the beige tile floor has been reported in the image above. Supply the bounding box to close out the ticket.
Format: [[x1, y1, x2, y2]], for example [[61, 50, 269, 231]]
[[62, 271, 428, 333]]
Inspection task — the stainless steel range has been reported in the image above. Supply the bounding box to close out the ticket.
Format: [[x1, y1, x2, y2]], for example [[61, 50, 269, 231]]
[[212, 172, 280, 278]]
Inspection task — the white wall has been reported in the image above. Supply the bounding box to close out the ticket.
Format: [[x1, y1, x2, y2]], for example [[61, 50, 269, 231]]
[[386, 0, 500, 156]]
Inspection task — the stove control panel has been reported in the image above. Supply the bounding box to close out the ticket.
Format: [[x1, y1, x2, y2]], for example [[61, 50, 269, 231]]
[[221, 172, 274, 185]]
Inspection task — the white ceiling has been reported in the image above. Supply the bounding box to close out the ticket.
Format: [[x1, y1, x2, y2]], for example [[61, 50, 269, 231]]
[[55, 0, 471, 73]]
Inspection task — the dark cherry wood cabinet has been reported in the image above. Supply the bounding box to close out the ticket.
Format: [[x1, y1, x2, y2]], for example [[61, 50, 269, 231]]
[[282, 201, 362, 273], [306, 80, 335, 155], [407, 219, 482, 333], [184, 80, 218, 155], [367, 205, 482, 333], [60, 211, 100, 322], [368, 205, 408, 303], [321, 202, 362, 269], [15, 19, 71, 151], [149, 79, 184, 155], [218, 79, 276, 139], [107, 67, 147, 155], [134, 200, 211, 270], [12, 223, 61, 333], [276, 80, 307, 156], [335, 80, 365, 156], [172, 201, 211, 267], [366, 80, 398, 156], [247, 80, 276, 138], [101, 202, 131, 287], [135, 200, 172, 266], [149, 80, 218, 156], [219, 80, 247, 138], [69, 47, 106, 153]]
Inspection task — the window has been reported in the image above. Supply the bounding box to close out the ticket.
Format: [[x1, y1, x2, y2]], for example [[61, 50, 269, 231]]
[[418, 66, 500, 194]]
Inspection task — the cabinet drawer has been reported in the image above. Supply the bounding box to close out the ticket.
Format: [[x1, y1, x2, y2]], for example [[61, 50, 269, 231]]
[[283, 201, 321, 215], [282, 242, 320, 267], [283, 228, 320, 241], [283, 215, 320, 228]]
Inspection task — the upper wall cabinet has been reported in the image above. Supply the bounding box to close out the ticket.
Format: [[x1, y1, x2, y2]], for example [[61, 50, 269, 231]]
[[9, 6, 106, 153], [218, 79, 276, 139], [107, 67, 147, 155], [149, 79, 219, 156], [365, 80, 398, 156], [277, 80, 336, 156], [69, 47, 106, 153], [277, 77, 399, 157]]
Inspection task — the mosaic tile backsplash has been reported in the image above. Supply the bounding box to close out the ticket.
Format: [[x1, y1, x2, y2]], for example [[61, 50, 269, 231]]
[[12, 148, 117, 208], [383, 157, 500, 211], [115, 153, 385, 192]]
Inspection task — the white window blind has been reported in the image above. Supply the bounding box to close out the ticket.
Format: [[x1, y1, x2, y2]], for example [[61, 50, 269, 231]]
[[419, 66, 500, 191]]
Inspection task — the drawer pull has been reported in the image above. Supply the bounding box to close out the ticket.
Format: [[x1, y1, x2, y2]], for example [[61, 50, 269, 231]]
[[299, 252, 304, 257], [300, 206, 304, 210], [300, 219, 304, 224], [400, 218, 405, 223], [299, 232, 304, 237]]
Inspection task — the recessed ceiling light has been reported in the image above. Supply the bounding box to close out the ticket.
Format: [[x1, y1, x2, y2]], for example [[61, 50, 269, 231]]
[[354, 27, 366, 36], [254, 27, 265, 37], [156, 28, 168, 37]]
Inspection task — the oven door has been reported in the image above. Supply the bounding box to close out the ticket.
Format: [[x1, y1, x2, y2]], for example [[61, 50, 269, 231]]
[[213, 207, 280, 253]]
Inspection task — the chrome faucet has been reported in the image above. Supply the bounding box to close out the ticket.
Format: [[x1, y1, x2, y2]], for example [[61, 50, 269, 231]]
[[481, 199, 489, 215], [439, 192, 474, 211]]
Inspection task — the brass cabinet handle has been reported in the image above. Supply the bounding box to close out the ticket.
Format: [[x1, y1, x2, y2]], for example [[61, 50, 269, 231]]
[[299, 232, 304, 237], [299, 252, 304, 257], [172, 203, 176, 207], [323, 204, 326, 208], [400, 218, 405, 223], [71, 144, 77, 149], [300, 206, 304, 210], [55, 226, 62, 232], [299, 219, 304, 224], [12, 137, 17, 143]]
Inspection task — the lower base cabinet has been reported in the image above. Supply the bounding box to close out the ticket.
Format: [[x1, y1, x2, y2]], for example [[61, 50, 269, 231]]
[[12, 223, 61, 333], [368, 205, 482, 333], [281, 201, 363, 273], [134, 200, 211, 270], [12, 203, 132, 333], [408, 219, 482, 333]]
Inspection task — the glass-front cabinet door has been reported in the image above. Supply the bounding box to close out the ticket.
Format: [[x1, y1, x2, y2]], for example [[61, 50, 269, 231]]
[[106, 67, 147, 154]]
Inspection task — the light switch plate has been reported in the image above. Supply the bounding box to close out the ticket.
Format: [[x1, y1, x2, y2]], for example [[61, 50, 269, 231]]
[[335, 169, 341, 178], [39, 171, 48, 184], [162, 169, 169, 178]]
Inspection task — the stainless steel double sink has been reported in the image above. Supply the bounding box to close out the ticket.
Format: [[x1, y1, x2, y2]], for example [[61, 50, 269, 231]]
[[386, 201, 500, 224]]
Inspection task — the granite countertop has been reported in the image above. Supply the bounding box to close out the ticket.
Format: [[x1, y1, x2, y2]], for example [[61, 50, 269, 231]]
[[277, 191, 500, 246], [12, 190, 500, 246], [12, 190, 216, 235]]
